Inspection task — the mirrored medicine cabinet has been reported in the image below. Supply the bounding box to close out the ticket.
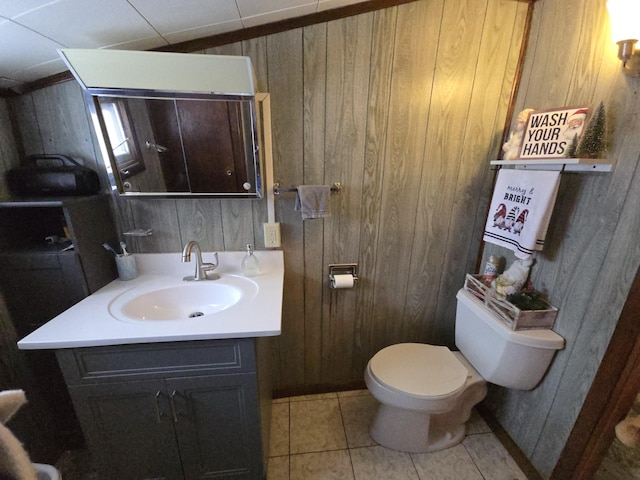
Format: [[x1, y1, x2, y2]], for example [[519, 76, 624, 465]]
[[60, 49, 267, 198]]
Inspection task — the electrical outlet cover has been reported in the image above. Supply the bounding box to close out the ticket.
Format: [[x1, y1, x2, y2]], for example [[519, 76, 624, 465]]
[[263, 223, 281, 248]]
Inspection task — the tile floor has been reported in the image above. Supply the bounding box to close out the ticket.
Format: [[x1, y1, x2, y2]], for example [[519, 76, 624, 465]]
[[268, 390, 529, 480], [56, 389, 530, 479]]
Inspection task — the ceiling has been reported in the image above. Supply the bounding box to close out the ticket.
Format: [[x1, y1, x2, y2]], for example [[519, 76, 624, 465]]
[[0, 0, 365, 93]]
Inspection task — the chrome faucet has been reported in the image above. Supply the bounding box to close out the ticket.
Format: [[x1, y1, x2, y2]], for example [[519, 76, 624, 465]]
[[181, 241, 218, 281]]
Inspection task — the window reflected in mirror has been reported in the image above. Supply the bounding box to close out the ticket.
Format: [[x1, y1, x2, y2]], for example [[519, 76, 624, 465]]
[[98, 98, 145, 180]]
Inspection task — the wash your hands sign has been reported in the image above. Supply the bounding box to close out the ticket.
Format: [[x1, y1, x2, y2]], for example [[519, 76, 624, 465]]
[[518, 106, 590, 159]]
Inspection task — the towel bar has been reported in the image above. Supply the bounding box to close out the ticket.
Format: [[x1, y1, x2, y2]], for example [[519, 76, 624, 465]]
[[273, 182, 341, 195]]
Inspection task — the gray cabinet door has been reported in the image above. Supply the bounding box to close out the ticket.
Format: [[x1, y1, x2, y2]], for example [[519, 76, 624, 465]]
[[0, 253, 87, 336], [168, 374, 263, 480], [69, 379, 183, 480]]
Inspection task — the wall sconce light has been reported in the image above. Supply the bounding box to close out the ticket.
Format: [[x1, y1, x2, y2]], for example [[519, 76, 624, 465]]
[[607, 0, 640, 77]]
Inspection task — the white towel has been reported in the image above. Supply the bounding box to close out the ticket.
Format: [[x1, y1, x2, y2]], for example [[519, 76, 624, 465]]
[[483, 169, 560, 259], [295, 185, 331, 220]]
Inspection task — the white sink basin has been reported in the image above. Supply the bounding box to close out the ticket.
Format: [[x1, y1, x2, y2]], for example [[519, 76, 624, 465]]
[[109, 275, 258, 322], [17, 251, 284, 349]]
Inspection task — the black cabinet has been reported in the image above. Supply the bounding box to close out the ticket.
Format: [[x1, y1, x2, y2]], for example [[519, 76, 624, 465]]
[[57, 338, 272, 480], [0, 196, 118, 452]]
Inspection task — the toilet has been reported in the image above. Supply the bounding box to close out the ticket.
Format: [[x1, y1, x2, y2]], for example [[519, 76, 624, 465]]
[[33, 463, 61, 480], [364, 288, 565, 453]]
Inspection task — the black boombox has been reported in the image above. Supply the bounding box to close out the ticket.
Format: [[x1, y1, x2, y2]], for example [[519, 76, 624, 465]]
[[7, 154, 100, 197]]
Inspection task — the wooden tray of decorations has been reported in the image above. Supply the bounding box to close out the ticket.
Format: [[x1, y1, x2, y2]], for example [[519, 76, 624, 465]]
[[464, 274, 558, 331]]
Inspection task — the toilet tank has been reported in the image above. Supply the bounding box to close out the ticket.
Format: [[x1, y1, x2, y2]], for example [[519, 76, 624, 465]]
[[455, 289, 564, 390]]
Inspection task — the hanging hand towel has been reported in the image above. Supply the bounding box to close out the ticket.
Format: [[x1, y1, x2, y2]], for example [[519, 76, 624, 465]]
[[295, 185, 331, 220], [483, 169, 560, 259]]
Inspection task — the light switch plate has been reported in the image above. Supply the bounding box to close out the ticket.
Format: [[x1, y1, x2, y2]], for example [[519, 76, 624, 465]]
[[263, 222, 281, 248]]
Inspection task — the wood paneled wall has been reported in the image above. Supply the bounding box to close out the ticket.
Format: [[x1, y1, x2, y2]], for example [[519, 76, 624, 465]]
[[7, 0, 529, 394], [0, 99, 18, 199], [5, 1, 640, 477], [482, 0, 640, 477]]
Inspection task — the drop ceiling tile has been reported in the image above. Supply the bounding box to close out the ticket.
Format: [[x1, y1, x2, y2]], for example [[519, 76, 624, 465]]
[[236, 0, 317, 18], [128, 0, 241, 35], [102, 35, 170, 52], [0, 20, 63, 76], [163, 19, 245, 45], [241, 3, 317, 28], [16, 57, 68, 83], [0, 0, 362, 87], [0, 0, 61, 19], [13, 0, 159, 48]]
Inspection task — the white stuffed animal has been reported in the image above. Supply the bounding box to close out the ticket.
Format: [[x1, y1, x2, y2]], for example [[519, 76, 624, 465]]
[[492, 257, 534, 296], [0, 390, 38, 480], [502, 108, 535, 160]]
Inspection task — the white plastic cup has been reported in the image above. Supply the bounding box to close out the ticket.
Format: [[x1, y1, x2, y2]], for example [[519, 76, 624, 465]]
[[115, 254, 137, 280]]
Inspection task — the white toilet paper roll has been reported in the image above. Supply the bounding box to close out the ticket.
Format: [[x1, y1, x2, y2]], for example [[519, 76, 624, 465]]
[[331, 274, 354, 289]]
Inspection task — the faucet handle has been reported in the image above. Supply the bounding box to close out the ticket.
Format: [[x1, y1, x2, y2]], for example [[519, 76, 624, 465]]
[[196, 252, 219, 280], [209, 252, 219, 268], [200, 252, 218, 272], [200, 252, 218, 269]]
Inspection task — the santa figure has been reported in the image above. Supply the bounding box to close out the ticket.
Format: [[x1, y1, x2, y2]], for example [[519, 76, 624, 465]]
[[502, 108, 535, 160], [563, 108, 588, 140]]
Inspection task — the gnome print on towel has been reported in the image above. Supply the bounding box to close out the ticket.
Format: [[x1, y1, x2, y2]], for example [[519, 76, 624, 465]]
[[493, 200, 530, 235], [513, 209, 529, 234], [493, 204, 507, 229]]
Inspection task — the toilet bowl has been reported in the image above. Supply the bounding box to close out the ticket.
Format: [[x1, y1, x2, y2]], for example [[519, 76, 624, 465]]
[[365, 344, 487, 452], [365, 288, 564, 453]]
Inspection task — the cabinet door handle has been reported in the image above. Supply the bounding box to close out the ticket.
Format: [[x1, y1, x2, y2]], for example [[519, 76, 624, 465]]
[[154, 391, 164, 422], [169, 390, 179, 423]]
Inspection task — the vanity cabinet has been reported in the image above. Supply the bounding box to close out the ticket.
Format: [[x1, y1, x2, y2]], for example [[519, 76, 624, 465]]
[[56, 338, 272, 480]]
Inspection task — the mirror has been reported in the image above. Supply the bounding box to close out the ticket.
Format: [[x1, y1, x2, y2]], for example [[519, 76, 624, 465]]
[[59, 49, 264, 198], [89, 94, 262, 197]]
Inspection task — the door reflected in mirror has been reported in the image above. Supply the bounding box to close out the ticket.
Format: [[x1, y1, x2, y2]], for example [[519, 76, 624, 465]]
[[93, 95, 262, 197]]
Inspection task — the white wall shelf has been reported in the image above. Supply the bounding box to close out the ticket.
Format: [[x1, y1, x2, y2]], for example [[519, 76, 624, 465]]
[[491, 158, 612, 172]]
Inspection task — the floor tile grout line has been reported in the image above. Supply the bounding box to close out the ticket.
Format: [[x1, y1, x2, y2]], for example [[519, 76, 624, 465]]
[[461, 439, 489, 480], [289, 447, 352, 456], [408, 450, 423, 480], [337, 395, 357, 479], [337, 393, 349, 447]]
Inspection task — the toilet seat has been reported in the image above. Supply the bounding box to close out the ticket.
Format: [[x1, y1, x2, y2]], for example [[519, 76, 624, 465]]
[[368, 343, 468, 398]]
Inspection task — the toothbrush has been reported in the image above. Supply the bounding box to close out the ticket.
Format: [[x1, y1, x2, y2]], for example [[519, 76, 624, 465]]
[[120, 242, 129, 255], [102, 242, 118, 256]]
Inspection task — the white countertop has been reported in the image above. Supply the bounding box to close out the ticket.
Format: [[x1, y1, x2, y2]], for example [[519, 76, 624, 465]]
[[17, 250, 284, 350]]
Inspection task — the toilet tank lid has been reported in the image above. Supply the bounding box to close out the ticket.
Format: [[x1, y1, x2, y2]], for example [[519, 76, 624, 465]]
[[456, 289, 565, 350]]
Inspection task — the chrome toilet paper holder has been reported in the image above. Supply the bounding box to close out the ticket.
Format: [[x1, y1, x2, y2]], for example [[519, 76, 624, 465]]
[[328, 263, 358, 286]]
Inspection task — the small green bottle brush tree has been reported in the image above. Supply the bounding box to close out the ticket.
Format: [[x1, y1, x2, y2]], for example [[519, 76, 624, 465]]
[[575, 101, 607, 158]]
